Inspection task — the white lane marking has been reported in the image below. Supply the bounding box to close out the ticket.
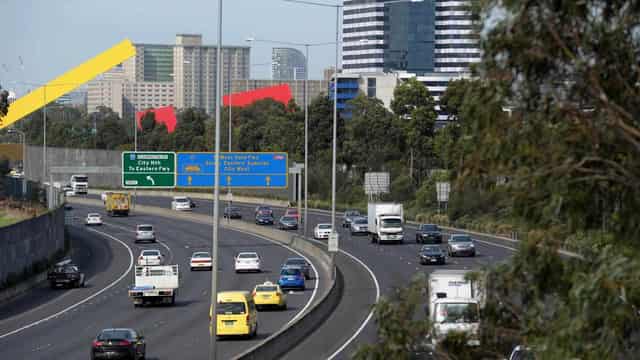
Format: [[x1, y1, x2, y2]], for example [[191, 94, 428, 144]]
[[102, 222, 175, 263], [327, 244, 381, 360], [472, 238, 517, 252], [228, 227, 319, 327], [0, 227, 134, 340]]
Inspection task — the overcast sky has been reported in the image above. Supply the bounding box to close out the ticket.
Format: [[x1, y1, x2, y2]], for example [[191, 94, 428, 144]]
[[2, 0, 339, 95]]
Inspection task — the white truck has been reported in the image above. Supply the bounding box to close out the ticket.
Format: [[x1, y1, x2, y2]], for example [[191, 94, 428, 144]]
[[427, 270, 484, 347], [367, 202, 404, 244], [69, 174, 89, 195], [128, 265, 179, 307]]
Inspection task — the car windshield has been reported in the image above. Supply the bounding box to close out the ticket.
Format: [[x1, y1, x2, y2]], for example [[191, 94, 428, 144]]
[[142, 250, 160, 256], [421, 224, 439, 231], [256, 285, 278, 292], [286, 209, 298, 214], [217, 302, 246, 314], [258, 213, 272, 218], [381, 218, 402, 227], [282, 217, 296, 222], [193, 252, 210, 258], [354, 218, 367, 224], [435, 303, 479, 324], [175, 198, 188, 203], [346, 211, 360, 217], [138, 226, 153, 231], [98, 330, 133, 341], [238, 253, 257, 259], [286, 259, 306, 266], [422, 246, 442, 254], [318, 224, 331, 229], [281, 268, 301, 276], [88, 214, 100, 218], [451, 236, 472, 242], [512, 350, 536, 360]]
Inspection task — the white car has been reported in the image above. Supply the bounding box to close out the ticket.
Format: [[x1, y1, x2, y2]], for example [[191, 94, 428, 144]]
[[85, 213, 103, 226], [314, 223, 333, 239], [171, 196, 192, 211], [190, 251, 213, 271], [234, 252, 261, 273], [137, 249, 164, 266], [135, 224, 156, 243]]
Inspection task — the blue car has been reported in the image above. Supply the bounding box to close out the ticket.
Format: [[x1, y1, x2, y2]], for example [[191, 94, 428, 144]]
[[278, 268, 305, 290]]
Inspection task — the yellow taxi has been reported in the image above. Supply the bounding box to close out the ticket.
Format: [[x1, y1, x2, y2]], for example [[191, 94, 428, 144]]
[[252, 281, 287, 310], [210, 291, 258, 338]]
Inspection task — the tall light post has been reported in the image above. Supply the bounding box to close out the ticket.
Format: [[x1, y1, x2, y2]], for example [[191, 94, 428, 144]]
[[8, 128, 26, 196], [209, 0, 223, 359], [245, 37, 333, 237]]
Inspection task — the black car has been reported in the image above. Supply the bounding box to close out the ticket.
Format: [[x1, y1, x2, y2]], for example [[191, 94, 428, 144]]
[[223, 206, 242, 219], [416, 224, 443, 244], [187, 197, 196, 208], [282, 257, 311, 279], [47, 262, 85, 288], [255, 213, 274, 225], [255, 205, 273, 216], [419, 245, 446, 265], [278, 216, 298, 230], [91, 328, 146, 360]]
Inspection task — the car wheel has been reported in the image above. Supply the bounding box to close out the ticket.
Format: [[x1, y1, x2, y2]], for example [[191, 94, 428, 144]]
[[190, 267, 195, 271], [49, 281, 56, 289]]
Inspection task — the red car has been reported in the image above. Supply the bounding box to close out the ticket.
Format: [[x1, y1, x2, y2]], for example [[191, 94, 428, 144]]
[[285, 208, 300, 220]]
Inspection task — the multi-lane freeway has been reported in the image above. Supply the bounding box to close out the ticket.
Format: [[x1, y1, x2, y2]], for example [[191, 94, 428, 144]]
[[83, 192, 515, 359], [0, 202, 319, 360]]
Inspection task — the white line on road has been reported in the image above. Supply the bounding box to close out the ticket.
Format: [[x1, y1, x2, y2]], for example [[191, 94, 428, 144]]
[[0, 227, 134, 340], [101, 222, 175, 263]]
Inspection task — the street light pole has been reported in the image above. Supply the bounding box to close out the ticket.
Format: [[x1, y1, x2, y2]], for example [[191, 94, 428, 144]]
[[304, 44, 309, 238], [330, 4, 339, 276], [8, 129, 26, 197], [210, 0, 223, 359], [227, 52, 232, 224], [43, 86, 47, 183]]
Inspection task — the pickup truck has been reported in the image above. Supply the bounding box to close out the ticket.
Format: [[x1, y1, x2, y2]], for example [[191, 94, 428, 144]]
[[47, 261, 85, 288], [128, 265, 179, 307]]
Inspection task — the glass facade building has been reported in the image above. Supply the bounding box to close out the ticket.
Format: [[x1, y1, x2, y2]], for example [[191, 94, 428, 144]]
[[142, 45, 174, 82], [272, 48, 307, 81]]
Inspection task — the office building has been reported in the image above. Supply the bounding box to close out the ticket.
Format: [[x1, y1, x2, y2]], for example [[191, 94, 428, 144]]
[[173, 34, 250, 114], [123, 44, 174, 82], [342, 0, 435, 74], [230, 79, 326, 107], [123, 82, 175, 118], [434, 0, 480, 73], [272, 48, 307, 80]]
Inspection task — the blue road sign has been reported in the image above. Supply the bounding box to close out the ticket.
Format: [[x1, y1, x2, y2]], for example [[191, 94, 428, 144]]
[[176, 152, 288, 188]]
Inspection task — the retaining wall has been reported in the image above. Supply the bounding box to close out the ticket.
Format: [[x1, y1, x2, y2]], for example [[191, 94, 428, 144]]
[[0, 207, 66, 288]]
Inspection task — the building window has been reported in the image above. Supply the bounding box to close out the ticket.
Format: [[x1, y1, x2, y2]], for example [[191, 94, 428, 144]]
[[367, 78, 376, 98]]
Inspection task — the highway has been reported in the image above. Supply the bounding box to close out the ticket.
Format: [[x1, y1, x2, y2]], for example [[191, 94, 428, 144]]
[[88, 193, 515, 359], [0, 202, 319, 360]]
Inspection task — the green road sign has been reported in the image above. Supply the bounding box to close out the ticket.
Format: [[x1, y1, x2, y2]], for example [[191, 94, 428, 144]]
[[122, 152, 176, 188]]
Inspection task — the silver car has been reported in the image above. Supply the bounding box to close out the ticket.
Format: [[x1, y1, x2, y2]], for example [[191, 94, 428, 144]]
[[447, 234, 476, 257], [342, 210, 361, 228], [349, 216, 368, 235], [135, 224, 156, 243]]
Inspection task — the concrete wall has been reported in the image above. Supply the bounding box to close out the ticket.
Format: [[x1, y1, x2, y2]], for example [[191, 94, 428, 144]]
[[0, 207, 65, 287], [25, 145, 122, 187]]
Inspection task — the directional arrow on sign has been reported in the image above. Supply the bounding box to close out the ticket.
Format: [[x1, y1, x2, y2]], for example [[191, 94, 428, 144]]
[[188, 176, 192, 185], [227, 176, 232, 185], [266, 176, 271, 187], [146, 176, 155, 185]]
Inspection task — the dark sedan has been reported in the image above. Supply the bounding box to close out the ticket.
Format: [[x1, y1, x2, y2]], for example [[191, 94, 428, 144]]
[[282, 257, 311, 279], [91, 328, 145, 360], [255, 213, 274, 225], [419, 245, 447, 265], [223, 206, 242, 219], [278, 216, 298, 230], [416, 223, 443, 244]]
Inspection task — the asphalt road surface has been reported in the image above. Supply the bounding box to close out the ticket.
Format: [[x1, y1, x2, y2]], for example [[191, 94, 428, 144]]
[[87, 193, 515, 359], [0, 202, 318, 360]]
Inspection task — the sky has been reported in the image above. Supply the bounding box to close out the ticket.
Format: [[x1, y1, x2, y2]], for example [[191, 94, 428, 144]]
[[2, 0, 340, 96]]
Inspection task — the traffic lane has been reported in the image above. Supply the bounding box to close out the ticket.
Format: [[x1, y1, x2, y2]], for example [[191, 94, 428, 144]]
[[0, 216, 130, 338], [0, 203, 316, 360]]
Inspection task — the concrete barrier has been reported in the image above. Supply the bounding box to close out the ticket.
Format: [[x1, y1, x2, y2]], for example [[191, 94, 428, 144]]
[[0, 207, 66, 290]]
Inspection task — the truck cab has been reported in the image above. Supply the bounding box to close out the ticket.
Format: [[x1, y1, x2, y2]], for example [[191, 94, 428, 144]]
[[69, 174, 89, 195], [427, 270, 484, 347], [368, 203, 404, 244]]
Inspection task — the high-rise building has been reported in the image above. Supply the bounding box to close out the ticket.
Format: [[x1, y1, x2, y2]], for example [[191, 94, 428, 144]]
[[123, 44, 174, 82], [230, 79, 326, 107], [342, 0, 435, 74], [433, 0, 480, 73], [173, 34, 250, 114], [271, 48, 307, 80]]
